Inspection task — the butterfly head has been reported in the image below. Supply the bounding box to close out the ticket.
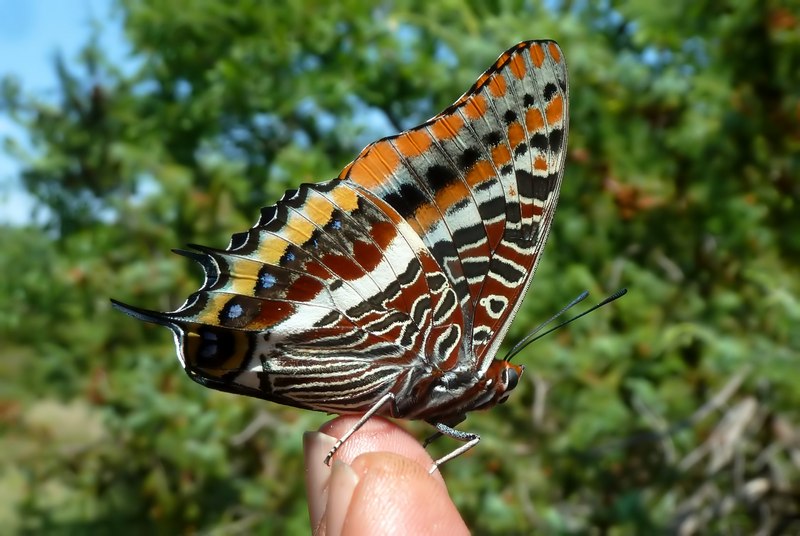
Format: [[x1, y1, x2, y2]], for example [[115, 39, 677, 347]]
[[469, 360, 524, 411]]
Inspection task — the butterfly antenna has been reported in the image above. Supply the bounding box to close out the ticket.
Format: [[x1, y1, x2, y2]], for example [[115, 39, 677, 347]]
[[504, 288, 627, 362], [503, 290, 589, 361]]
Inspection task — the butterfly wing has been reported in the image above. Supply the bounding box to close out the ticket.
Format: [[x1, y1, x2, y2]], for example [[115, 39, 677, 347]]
[[339, 40, 568, 374], [113, 40, 568, 417]]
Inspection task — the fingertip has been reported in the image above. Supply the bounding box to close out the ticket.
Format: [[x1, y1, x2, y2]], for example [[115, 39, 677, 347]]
[[325, 461, 360, 536], [303, 430, 336, 530], [306, 417, 466, 534], [318, 415, 438, 476], [343, 452, 469, 535]]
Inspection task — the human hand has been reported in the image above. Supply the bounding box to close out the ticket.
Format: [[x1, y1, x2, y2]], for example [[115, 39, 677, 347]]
[[304, 416, 470, 536]]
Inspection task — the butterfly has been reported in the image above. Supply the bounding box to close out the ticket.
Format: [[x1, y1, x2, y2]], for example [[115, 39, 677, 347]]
[[113, 40, 569, 471]]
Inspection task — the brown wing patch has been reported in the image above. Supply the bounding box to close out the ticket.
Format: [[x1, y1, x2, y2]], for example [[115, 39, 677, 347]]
[[492, 144, 512, 168], [546, 94, 565, 124], [435, 180, 472, 212], [466, 160, 497, 187], [530, 43, 546, 67], [463, 94, 488, 120], [348, 142, 401, 187], [526, 107, 545, 132], [395, 129, 433, 158], [510, 53, 527, 79], [548, 42, 562, 63], [430, 113, 465, 141], [508, 122, 525, 150], [488, 74, 507, 98]]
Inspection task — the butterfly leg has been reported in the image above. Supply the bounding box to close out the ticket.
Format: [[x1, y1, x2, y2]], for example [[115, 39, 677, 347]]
[[428, 422, 480, 474], [423, 430, 443, 447], [423, 414, 466, 448], [324, 392, 397, 466]]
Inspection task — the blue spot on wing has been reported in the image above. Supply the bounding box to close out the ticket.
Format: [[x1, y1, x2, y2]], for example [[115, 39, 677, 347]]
[[227, 303, 244, 319], [260, 272, 277, 289]]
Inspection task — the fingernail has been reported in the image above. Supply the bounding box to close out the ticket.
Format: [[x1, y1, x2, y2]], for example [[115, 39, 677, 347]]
[[325, 460, 360, 536], [304, 431, 337, 530]]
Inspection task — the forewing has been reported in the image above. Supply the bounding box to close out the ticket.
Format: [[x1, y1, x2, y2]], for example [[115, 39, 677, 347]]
[[339, 41, 569, 373]]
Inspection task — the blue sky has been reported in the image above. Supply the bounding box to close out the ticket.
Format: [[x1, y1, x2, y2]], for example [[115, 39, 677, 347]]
[[0, 0, 129, 224]]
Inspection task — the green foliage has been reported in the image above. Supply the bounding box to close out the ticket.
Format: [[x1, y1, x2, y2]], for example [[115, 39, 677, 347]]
[[2, 0, 798, 533]]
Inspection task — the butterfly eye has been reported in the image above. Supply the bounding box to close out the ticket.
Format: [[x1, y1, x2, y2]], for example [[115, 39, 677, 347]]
[[503, 367, 520, 391]]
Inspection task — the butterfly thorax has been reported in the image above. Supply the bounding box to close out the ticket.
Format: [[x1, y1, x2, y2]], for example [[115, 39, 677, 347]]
[[398, 359, 524, 421]]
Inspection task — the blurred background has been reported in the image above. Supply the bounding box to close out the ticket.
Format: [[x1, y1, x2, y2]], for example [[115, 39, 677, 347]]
[[1, 0, 798, 533]]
